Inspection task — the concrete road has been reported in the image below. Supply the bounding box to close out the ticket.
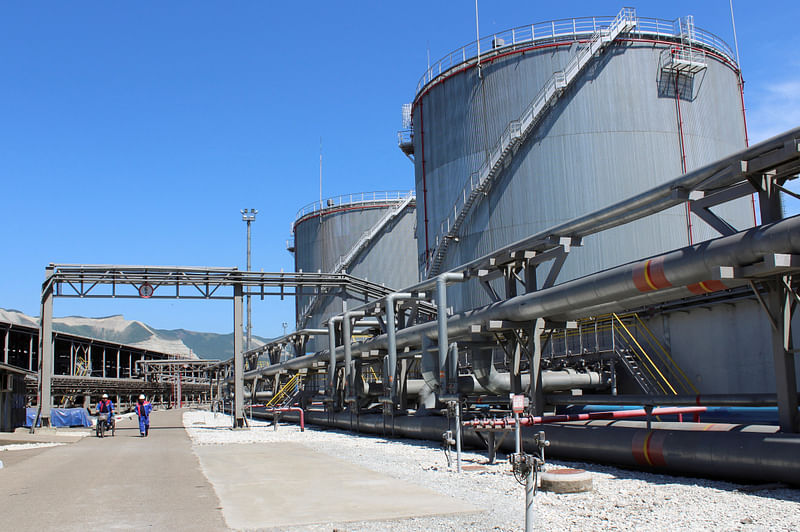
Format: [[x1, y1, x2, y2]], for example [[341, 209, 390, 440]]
[[196, 441, 475, 529], [0, 409, 227, 532]]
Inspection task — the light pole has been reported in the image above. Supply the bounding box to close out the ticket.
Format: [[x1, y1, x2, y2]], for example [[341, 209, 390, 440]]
[[282, 321, 288, 336], [241, 208, 257, 352]]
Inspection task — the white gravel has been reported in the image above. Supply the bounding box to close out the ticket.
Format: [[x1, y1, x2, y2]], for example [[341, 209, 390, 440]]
[[0, 442, 65, 452], [184, 410, 800, 531]]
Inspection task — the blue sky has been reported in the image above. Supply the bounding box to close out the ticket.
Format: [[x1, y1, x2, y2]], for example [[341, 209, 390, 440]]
[[1, 1, 798, 337]]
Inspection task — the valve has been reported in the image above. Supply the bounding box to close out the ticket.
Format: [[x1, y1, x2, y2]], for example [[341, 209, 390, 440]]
[[509, 430, 550, 487], [441, 430, 456, 467]]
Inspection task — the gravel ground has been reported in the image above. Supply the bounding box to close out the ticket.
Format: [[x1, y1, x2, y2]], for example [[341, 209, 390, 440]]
[[184, 410, 800, 531]]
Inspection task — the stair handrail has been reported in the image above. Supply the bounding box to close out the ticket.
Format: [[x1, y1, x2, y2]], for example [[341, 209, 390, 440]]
[[631, 313, 698, 394], [265, 373, 301, 408], [426, 8, 636, 276], [612, 313, 677, 394]]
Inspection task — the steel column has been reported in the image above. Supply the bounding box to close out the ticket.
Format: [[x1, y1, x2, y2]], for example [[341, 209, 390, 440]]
[[38, 265, 54, 427], [768, 277, 799, 432], [233, 282, 245, 428], [529, 318, 545, 416]]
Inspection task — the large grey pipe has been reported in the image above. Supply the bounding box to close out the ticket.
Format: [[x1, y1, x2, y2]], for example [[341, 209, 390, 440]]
[[437, 273, 464, 393], [260, 410, 800, 486], [385, 292, 413, 402], [246, 216, 800, 380], [328, 316, 342, 397]]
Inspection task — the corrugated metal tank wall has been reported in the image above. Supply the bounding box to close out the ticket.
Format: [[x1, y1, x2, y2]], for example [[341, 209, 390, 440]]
[[292, 196, 418, 352], [412, 23, 753, 312]]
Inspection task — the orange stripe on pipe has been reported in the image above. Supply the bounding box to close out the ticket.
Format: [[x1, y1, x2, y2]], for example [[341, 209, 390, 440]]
[[687, 279, 728, 295], [641, 432, 654, 466], [633, 261, 655, 292], [647, 431, 667, 467], [632, 431, 653, 466], [643, 261, 659, 291], [647, 257, 672, 289]]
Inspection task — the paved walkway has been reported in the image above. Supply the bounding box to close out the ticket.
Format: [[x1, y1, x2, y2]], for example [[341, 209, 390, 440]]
[[0, 409, 227, 531], [195, 441, 474, 529], [1, 409, 475, 530]]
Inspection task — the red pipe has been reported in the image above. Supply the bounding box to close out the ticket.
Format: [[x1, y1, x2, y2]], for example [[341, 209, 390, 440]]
[[463, 406, 707, 428], [263, 407, 305, 432], [419, 99, 430, 269]]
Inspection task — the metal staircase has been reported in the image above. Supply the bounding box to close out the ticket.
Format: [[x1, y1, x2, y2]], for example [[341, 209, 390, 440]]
[[544, 311, 696, 396], [297, 194, 413, 328], [610, 313, 696, 395], [331, 192, 414, 275], [266, 373, 303, 408], [427, 7, 637, 276]]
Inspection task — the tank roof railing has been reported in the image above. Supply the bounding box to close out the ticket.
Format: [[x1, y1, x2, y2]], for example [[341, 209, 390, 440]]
[[292, 190, 415, 228], [415, 13, 736, 97]]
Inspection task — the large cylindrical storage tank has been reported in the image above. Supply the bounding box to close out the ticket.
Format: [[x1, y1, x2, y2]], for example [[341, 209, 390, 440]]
[[291, 191, 418, 352], [410, 12, 754, 312]]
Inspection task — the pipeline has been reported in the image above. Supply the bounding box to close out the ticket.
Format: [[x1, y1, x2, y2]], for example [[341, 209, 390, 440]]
[[358, 371, 605, 399], [545, 393, 800, 407], [248, 405, 306, 432], [242, 215, 800, 382], [462, 407, 708, 428], [256, 409, 800, 486]]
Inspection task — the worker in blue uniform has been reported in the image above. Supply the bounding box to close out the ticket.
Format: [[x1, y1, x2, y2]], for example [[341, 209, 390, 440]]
[[96, 394, 114, 431], [135, 394, 153, 437]]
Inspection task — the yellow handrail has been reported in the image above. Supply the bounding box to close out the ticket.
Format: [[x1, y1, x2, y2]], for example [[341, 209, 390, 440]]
[[612, 313, 677, 394], [632, 313, 697, 394], [266, 373, 301, 407]]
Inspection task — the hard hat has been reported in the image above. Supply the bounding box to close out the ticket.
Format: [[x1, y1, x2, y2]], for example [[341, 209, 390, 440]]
[[139, 394, 145, 400], [102, 394, 108, 399]]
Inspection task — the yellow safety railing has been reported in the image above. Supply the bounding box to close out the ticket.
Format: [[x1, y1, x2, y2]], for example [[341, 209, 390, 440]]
[[612, 313, 676, 394], [265, 373, 302, 408], [546, 311, 696, 395], [631, 313, 697, 394]]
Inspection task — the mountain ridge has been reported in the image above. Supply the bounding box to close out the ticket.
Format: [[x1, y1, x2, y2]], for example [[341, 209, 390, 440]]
[[0, 309, 269, 360]]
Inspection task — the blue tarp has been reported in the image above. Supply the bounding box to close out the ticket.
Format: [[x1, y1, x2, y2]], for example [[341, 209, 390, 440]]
[[25, 407, 92, 428]]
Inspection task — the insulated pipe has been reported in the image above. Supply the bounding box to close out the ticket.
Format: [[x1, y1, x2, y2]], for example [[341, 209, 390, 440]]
[[436, 273, 465, 394], [263, 407, 304, 431], [545, 393, 800, 407], [384, 292, 413, 403], [451, 127, 800, 277], [262, 410, 800, 485], [250, 216, 800, 379], [342, 310, 365, 403], [360, 371, 604, 398], [463, 407, 708, 428], [472, 348, 606, 394], [327, 316, 342, 397]]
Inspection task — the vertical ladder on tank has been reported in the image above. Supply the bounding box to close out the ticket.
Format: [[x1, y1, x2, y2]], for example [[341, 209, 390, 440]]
[[426, 7, 637, 277]]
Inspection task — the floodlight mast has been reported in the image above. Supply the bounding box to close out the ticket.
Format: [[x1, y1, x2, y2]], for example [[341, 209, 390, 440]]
[[241, 209, 257, 351]]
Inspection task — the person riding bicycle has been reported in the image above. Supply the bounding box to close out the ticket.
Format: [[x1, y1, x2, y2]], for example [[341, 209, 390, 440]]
[[96, 394, 114, 431]]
